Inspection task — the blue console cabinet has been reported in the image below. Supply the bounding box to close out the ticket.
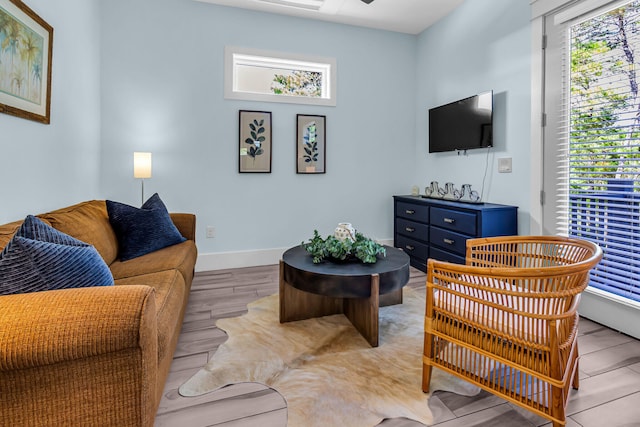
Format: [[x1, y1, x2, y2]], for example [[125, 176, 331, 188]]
[[393, 195, 518, 272]]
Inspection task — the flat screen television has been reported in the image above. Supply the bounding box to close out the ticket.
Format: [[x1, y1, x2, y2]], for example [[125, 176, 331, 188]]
[[428, 91, 493, 153]]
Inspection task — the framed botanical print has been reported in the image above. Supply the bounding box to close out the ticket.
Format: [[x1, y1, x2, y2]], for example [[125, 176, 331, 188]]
[[0, 0, 53, 124], [239, 110, 272, 173], [296, 114, 326, 174]]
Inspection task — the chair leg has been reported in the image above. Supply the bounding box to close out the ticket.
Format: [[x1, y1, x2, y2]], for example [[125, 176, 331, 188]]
[[422, 331, 433, 393], [422, 362, 432, 393], [550, 385, 566, 427], [572, 340, 580, 390]]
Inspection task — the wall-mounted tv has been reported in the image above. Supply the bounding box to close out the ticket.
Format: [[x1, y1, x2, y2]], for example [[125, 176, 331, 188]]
[[428, 91, 493, 153]]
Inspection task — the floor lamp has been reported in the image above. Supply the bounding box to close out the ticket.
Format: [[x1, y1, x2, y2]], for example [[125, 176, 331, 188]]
[[133, 152, 152, 205]]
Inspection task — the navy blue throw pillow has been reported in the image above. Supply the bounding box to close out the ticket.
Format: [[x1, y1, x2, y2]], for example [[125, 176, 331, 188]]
[[0, 215, 114, 296], [106, 193, 186, 261]]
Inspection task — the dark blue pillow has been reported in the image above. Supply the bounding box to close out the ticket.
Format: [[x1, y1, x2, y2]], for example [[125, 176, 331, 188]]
[[106, 193, 186, 261], [0, 216, 114, 296]]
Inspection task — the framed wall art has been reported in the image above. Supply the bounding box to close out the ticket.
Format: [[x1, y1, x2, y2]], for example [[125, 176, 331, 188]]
[[239, 110, 272, 173], [0, 0, 53, 124], [296, 114, 326, 174]]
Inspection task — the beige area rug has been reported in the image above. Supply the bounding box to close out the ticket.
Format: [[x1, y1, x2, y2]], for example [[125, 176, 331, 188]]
[[179, 288, 480, 427]]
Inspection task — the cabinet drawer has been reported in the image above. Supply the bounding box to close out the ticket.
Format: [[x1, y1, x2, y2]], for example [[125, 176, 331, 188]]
[[396, 202, 429, 222], [430, 246, 465, 265], [430, 207, 477, 235], [430, 226, 468, 256], [396, 218, 429, 241], [395, 235, 429, 262]]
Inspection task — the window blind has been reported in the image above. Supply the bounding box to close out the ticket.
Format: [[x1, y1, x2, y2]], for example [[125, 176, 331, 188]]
[[562, 0, 640, 302]]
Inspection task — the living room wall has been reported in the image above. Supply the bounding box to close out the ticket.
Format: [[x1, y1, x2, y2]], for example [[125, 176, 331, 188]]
[[98, 0, 417, 267], [0, 0, 101, 224], [0, 0, 533, 268], [414, 0, 532, 234]]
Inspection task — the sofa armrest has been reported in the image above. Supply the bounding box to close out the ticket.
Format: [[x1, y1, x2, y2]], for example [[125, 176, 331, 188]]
[[171, 213, 196, 241], [0, 285, 158, 426]]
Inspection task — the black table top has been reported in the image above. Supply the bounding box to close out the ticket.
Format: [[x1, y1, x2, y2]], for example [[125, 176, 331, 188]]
[[281, 245, 410, 298]]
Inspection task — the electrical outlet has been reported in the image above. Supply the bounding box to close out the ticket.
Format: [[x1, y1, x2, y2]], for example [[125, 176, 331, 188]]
[[498, 157, 512, 173], [206, 226, 215, 238]]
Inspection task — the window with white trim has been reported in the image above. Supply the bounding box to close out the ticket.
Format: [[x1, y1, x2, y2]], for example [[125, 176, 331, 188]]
[[224, 47, 336, 106], [543, 0, 640, 303]]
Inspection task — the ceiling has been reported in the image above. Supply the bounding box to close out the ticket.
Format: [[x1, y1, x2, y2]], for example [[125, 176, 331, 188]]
[[194, 0, 465, 35]]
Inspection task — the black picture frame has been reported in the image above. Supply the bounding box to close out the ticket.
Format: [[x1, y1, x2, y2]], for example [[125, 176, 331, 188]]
[[239, 110, 272, 173], [296, 114, 326, 174]]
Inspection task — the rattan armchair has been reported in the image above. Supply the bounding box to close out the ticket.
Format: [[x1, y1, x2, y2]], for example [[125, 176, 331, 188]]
[[422, 236, 602, 427]]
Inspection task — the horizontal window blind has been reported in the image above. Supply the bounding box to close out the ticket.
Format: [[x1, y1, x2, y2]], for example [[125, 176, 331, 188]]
[[566, 0, 640, 302]]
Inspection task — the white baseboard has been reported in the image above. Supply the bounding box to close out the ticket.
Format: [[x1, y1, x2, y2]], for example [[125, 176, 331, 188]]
[[196, 239, 394, 272], [579, 287, 640, 340], [195, 247, 287, 272]]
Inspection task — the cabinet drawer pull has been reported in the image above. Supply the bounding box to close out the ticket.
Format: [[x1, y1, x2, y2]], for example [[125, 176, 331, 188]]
[[443, 238, 455, 245], [405, 245, 415, 251], [405, 227, 415, 232], [405, 209, 415, 215], [443, 218, 455, 224]]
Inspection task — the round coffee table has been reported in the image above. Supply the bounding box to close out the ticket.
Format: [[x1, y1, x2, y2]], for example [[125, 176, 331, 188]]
[[279, 245, 410, 347]]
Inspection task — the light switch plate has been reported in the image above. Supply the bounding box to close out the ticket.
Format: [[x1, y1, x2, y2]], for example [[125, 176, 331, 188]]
[[498, 157, 512, 173]]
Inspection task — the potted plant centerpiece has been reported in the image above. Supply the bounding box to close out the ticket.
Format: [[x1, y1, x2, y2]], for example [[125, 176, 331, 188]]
[[302, 223, 386, 264]]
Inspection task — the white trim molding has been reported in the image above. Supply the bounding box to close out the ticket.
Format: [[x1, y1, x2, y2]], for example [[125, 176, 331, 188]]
[[195, 239, 395, 272], [579, 287, 640, 339], [530, 15, 545, 235], [196, 247, 287, 272]]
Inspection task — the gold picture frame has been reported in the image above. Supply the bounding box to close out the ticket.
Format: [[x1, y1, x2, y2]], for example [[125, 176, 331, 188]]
[[0, 0, 53, 124]]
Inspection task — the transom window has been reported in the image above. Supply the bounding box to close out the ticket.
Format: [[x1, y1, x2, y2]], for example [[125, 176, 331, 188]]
[[224, 47, 336, 106]]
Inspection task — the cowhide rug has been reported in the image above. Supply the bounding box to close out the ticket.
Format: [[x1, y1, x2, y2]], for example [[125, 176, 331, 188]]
[[179, 287, 480, 427]]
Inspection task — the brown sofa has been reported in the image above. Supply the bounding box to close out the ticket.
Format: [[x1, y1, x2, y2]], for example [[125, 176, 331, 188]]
[[0, 200, 197, 427]]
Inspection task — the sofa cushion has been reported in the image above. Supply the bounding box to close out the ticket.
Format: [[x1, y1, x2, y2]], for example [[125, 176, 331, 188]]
[[107, 193, 186, 261], [115, 270, 186, 363], [109, 240, 197, 298], [0, 220, 26, 252], [39, 201, 119, 265], [0, 216, 114, 296]]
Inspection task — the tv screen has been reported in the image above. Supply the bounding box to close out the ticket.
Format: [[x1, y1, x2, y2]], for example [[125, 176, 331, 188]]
[[428, 91, 493, 153]]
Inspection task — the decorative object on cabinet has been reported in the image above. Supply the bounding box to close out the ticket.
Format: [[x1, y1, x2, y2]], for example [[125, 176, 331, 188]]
[[424, 181, 440, 198], [296, 114, 326, 174], [458, 184, 480, 203], [423, 181, 480, 203], [393, 195, 517, 272], [0, 0, 53, 124], [239, 110, 272, 173]]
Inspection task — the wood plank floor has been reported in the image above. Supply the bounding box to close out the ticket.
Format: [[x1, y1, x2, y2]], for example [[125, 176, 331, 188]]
[[155, 265, 640, 427]]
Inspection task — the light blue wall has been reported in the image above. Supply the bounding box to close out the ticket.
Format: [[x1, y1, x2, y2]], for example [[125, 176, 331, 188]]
[[1, 0, 533, 256], [415, 0, 532, 233], [0, 0, 101, 224], [99, 0, 417, 253]]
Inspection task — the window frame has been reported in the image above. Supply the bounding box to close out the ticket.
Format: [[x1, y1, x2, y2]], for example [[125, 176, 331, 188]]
[[531, 0, 640, 340], [224, 46, 337, 106]]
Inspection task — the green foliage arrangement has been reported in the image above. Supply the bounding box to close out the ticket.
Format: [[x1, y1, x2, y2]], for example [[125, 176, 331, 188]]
[[302, 230, 386, 264]]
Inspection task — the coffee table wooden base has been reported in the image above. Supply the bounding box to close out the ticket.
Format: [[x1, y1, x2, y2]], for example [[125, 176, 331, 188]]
[[279, 261, 403, 347]]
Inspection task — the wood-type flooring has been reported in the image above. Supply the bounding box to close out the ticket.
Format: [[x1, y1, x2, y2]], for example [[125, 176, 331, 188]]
[[155, 265, 640, 427]]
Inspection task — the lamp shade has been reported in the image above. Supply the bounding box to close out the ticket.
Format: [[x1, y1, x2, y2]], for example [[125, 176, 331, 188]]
[[133, 152, 152, 179]]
